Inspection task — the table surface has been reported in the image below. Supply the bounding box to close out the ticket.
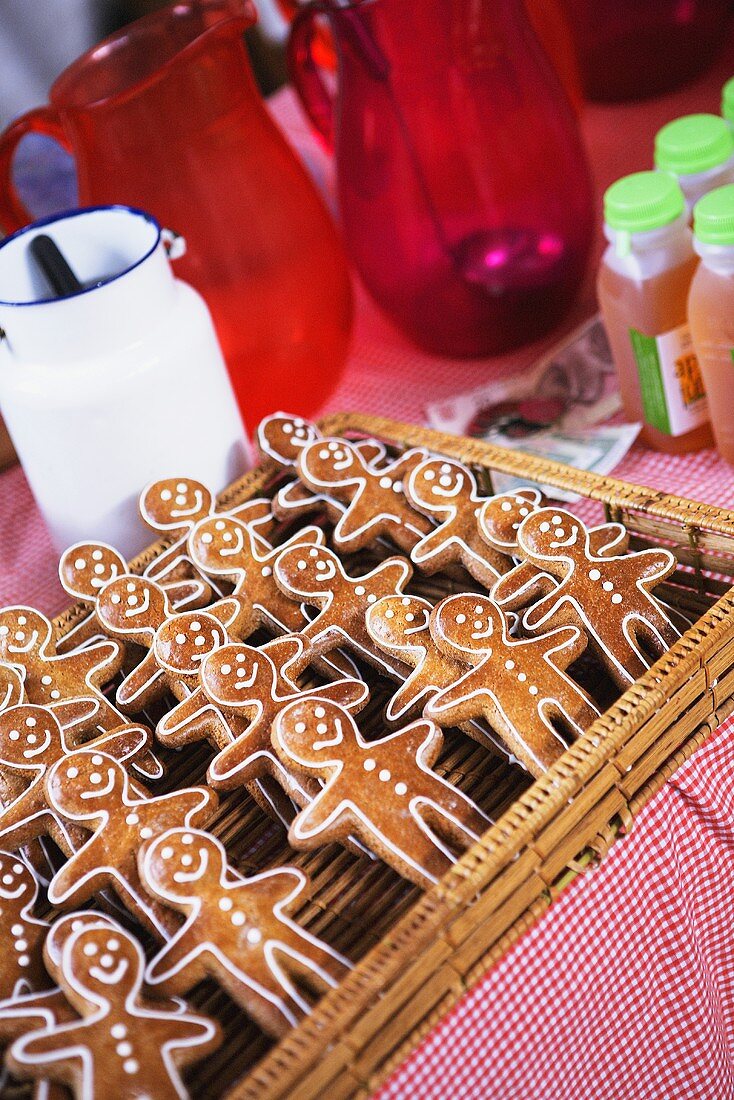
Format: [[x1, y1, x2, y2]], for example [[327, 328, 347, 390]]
[[4, 30, 734, 1100]]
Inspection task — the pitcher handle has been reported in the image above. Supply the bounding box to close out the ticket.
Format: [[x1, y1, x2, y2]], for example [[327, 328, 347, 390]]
[[0, 106, 72, 233], [288, 4, 335, 152]]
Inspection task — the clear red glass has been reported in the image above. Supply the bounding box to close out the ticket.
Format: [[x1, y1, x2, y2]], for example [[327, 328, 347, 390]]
[[559, 0, 730, 102], [0, 1, 353, 429], [289, 0, 594, 357]]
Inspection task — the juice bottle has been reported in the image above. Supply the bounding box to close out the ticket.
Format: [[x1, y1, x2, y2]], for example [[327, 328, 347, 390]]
[[688, 184, 734, 463], [654, 114, 734, 219], [597, 171, 711, 454]]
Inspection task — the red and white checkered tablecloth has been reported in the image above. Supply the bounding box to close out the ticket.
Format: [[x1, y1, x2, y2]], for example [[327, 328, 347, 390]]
[[4, 32, 734, 1100]]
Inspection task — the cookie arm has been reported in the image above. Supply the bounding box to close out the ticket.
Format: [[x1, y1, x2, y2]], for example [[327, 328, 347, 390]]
[[73, 640, 122, 678], [116, 652, 165, 712], [47, 846, 102, 908], [410, 525, 454, 569], [492, 561, 554, 609], [301, 678, 370, 712], [166, 578, 212, 611], [10, 1020, 87, 1063], [146, 924, 203, 988], [288, 785, 345, 845]]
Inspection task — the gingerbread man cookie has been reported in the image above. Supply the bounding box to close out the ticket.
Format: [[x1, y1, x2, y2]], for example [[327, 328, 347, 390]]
[[0, 705, 155, 859], [188, 514, 357, 682], [406, 457, 514, 585], [274, 543, 413, 678], [272, 698, 489, 887], [45, 748, 217, 937], [199, 635, 369, 797], [493, 508, 679, 687], [8, 921, 220, 1100], [257, 413, 387, 523], [140, 828, 350, 1037], [426, 593, 600, 775], [0, 853, 49, 1002], [140, 476, 276, 588], [295, 437, 432, 552], [95, 573, 211, 712], [57, 542, 129, 654], [479, 489, 629, 602], [364, 594, 507, 763], [0, 606, 125, 736]]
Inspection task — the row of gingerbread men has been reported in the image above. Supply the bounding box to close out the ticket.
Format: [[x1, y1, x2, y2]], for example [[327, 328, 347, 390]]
[[0, 830, 345, 1098]]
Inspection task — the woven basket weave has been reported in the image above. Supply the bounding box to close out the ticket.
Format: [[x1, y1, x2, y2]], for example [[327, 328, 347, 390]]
[[47, 414, 734, 1100]]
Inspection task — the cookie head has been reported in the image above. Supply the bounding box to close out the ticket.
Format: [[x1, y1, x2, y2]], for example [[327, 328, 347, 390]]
[[47, 750, 127, 819], [200, 643, 269, 707], [409, 458, 474, 508], [63, 924, 142, 998], [274, 698, 355, 770], [189, 515, 248, 575], [480, 489, 541, 549], [432, 593, 501, 652], [274, 544, 339, 597], [0, 664, 24, 712], [142, 828, 224, 902], [45, 910, 120, 968], [59, 542, 127, 601], [97, 576, 167, 635], [299, 438, 361, 484], [258, 413, 319, 465], [0, 852, 37, 903], [0, 705, 61, 766], [519, 509, 586, 559], [0, 608, 51, 659], [154, 612, 228, 675], [366, 595, 432, 651], [140, 478, 212, 529]]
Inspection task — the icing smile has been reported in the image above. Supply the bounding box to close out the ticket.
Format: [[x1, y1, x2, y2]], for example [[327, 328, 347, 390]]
[[551, 529, 579, 549], [219, 527, 244, 558], [90, 958, 128, 984], [125, 590, 150, 618], [170, 489, 205, 518], [8, 631, 39, 654], [173, 848, 208, 883]]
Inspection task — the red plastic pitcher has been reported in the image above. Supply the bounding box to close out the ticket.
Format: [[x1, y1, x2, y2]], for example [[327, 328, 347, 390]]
[[289, 0, 593, 357], [0, 0, 353, 428]]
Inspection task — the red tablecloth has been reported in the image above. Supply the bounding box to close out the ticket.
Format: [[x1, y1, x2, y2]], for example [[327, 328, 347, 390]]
[[3, 33, 734, 1100]]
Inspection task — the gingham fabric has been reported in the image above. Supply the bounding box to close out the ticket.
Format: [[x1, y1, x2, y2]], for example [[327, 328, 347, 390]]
[[3, 36, 734, 1100]]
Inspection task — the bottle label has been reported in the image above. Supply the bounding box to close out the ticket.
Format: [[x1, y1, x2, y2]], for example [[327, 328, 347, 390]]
[[629, 324, 708, 436]]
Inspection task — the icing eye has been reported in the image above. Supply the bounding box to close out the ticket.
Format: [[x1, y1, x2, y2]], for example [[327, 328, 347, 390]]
[[107, 938, 119, 951], [83, 942, 98, 956], [603, 581, 614, 592], [161, 847, 174, 859], [282, 423, 293, 434], [423, 469, 436, 481], [455, 614, 466, 624], [126, 581, 136, 593], [401, 597, 410, 606], [190, 621, 201, 631], [327, 441, 339, 451], [176, 483, 188, 493], [215, 520, 225, 531], [182, 833, 194, 845], [520, 508, 529, 517], [589, 569, 601, 580], [175, 633, 186, 644], [26, 716, 36, 728], [385, 609, 395, 619], [74, 558, 86, 569], [551, 515, 562, 525], [354, 585, 365, 596], [500, 501, 512, 512], [474, 605, 484, 614], [367, 594, 377, 603], [8, 730, 19, 741], [201, 532, 213, 544], [110, 593, 121, 605], [160, 489, 172, 501], [318, 448, 330, 460], [393, 481, 402, 492], [297, 560, 307, 570], [539, 522, 550, 533], [92, 550, 103, 561], [294, 418, 305, 427], [235, 653, 246, 664], [439, 463, 452, 474], [379, 476, 392, 488], [314, 706, 326, 718], [92, 755, 103, 765], [309, 548, 319, 558], [294, 721, 306, 733], [220, 664, 231, 675], [17, 615, 26, 626], [67, 766, 78, 778], [612, 594, 623, 604]]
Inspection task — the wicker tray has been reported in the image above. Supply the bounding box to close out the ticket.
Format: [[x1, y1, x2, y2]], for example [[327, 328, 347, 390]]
[[47, 413, 734, 1100]]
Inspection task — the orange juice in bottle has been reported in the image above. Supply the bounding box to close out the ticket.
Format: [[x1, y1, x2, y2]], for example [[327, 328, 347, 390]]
[[689, 183, 734, 463], [597, 171, 711, 453]]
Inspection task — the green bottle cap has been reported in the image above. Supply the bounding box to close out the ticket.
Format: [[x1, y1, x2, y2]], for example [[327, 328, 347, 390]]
[[693, 183, 734, 245], [604, 171, 685, 234], [654, 113, 734, 176], [722, 77, 734, 126]]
